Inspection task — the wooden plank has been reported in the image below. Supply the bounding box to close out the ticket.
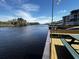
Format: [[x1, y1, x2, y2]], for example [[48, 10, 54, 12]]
[[65, 39, 72, 42], [71, 40, 79, 53], [76, 50, 79, 53], [51, 38, 63, 59], [51, 33, 71, 35], [71, 44, 79, 49]]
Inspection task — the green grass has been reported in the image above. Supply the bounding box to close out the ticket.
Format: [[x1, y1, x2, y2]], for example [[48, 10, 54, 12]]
[[51, 29, 79, 34]]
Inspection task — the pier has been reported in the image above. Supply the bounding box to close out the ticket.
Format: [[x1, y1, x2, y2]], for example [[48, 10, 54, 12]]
[[50, 33, 79, 59]]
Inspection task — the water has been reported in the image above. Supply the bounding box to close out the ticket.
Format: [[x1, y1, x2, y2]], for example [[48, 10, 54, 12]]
[[0, 25, 48, 59]]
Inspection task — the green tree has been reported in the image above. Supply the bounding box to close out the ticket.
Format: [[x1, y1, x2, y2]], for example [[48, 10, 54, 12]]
[[17, 18, 27, 26]]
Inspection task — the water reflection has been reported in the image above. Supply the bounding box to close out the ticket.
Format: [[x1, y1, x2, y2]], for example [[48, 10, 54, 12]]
[[0, 25, 48, 59]]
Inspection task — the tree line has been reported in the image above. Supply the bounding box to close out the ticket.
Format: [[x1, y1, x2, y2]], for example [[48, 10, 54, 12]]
[[10, 18, 27, 26]]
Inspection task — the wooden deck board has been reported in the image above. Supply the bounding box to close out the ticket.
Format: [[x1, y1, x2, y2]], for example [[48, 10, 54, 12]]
[[51, 38, 74, 59], [65, 39, 79, 53], [71, 44, 79, 50], [71, 40, 79, 53], [51, 38, 63, 59], [65, 39, 72, 42]]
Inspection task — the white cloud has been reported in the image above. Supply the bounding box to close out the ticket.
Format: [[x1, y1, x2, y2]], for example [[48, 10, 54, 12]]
[[21, 3, 40, 11], [54, 10, 69, 21], [14, 10, 36, 20], [0, 10, 51, 24], [58, 10, 67, 14], [14, 10, 51, 24], [0, 16, 15, 21], [0, 1, 40, 12], [36, 16, 51, 24], [57, 0, 61, 5], [53, 16, 62, 21], [0, 0, 51, 24]]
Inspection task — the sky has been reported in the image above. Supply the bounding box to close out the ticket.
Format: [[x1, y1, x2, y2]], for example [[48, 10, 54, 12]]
[[0, 0, 52, 24], [53, 0, 79, 21]]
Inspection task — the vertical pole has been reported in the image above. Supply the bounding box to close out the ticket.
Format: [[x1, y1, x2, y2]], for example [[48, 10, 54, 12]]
[[52, 0, 54, 30], [50, 0, 54, 59]]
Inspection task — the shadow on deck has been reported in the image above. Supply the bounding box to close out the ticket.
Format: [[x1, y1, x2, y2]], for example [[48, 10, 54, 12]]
[[55, 45, 74, 59]]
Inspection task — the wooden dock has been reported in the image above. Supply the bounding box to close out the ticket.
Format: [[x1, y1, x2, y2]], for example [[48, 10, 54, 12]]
[[50, 28, 79, 59]]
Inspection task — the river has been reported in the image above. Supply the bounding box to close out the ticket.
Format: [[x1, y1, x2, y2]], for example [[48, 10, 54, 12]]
[[0, 25, 48, 59]]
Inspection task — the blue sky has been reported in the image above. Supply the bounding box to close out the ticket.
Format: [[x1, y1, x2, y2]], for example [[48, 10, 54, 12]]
[[0, 0, 52, 24], [53, 0, 79, 21]]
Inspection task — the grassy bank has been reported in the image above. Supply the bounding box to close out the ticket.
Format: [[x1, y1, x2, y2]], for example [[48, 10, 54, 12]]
[[0, 24, 15, 27], [51, 29, 79, 34]]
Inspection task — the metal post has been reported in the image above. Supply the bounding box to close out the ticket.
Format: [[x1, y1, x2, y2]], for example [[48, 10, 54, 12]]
[[52, 0, 54, 30]]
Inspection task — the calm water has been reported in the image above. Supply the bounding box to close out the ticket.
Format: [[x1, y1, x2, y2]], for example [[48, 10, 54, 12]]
[[0, 25, 48, 59]]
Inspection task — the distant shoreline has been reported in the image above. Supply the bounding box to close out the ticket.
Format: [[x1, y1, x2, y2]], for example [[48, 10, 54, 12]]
[[0, 24, 41, 27], [0, 24, 15, 27]]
